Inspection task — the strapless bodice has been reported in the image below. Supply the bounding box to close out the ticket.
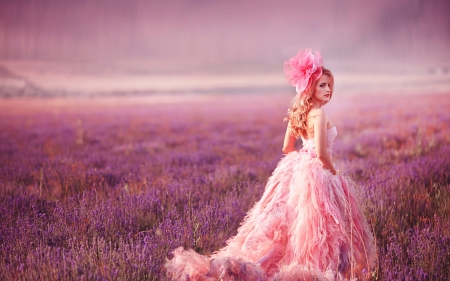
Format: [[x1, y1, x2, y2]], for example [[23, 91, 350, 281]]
[[300, 125, 337, 158]]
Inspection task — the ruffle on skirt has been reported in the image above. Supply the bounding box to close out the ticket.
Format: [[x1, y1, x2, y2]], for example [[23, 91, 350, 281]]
[[165, 148, 376, 281]]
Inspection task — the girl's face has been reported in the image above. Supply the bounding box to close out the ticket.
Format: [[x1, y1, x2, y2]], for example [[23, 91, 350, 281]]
[[311, 74, 332, 105]]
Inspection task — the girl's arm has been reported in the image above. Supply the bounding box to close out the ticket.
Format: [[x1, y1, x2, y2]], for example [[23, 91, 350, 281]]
[[312, 109, 337, 175], [282, 121, 297, 154]]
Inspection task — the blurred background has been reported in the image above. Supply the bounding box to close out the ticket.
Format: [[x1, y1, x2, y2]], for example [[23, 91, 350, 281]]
[[0, 0, 449, 97]]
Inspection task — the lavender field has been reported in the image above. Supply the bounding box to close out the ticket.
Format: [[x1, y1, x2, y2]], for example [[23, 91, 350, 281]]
[[1, 92, 449, 280]]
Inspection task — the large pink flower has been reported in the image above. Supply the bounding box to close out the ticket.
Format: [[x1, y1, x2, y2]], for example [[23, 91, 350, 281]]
[[283, 49, 323, 94]]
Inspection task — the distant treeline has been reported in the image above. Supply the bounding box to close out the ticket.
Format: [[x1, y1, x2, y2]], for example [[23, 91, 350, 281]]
[[0, 0, 449, 62]]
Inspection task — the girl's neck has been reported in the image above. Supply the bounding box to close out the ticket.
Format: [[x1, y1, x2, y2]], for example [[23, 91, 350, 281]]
[[310, 102, 321, 109]]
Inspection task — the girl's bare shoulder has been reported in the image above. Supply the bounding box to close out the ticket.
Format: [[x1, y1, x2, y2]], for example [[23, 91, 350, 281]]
[[308, 107, 326, 118]]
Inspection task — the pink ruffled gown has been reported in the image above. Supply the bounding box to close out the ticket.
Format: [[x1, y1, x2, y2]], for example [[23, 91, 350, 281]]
[[165, 126, 376, 281]]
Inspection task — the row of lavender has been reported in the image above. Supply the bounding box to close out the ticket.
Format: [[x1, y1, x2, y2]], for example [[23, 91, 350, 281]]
[[1, 93, 449, 280]]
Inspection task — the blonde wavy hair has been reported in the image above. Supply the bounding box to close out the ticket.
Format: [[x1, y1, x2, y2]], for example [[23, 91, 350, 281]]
[[285, 67, 334, 139]]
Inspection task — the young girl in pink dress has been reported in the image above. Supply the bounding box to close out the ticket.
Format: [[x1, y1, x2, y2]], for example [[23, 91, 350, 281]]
[[165, 49, 376, 281]]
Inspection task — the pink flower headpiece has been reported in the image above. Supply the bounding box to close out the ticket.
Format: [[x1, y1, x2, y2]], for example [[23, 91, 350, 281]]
[[283, 49, 323, 95]]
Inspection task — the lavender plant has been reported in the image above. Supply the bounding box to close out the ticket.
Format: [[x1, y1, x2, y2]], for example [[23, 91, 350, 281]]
[[0, 93, 449, 280]]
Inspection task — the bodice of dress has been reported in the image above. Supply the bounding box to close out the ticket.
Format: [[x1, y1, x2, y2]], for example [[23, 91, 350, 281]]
[[300, 125, 337, 158]]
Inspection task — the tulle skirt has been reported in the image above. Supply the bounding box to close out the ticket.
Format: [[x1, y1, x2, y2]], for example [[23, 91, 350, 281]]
[[165, 149, 376, 281]]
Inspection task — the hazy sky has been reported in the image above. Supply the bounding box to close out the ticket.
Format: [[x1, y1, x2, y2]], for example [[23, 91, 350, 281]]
[[1, 0, 449, 65]]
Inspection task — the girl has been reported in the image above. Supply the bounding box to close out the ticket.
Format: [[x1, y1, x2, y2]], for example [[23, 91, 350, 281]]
[[165, 49, 376, 281]]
